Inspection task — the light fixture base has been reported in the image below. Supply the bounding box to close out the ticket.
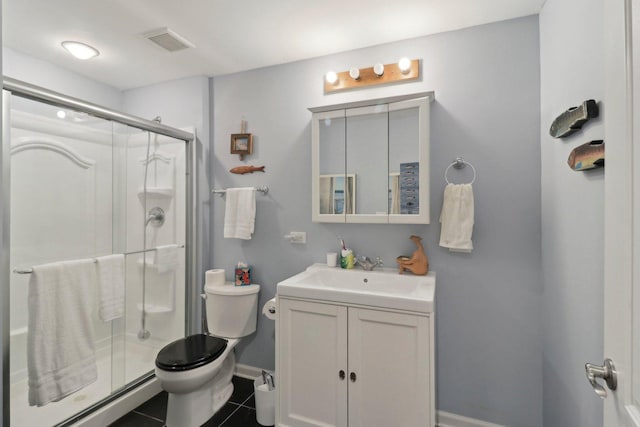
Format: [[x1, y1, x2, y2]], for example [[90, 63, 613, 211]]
[[324, 59, 419, 94]]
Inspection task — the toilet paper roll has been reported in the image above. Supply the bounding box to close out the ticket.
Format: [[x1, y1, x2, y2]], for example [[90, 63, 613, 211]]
[[262, 298, 277, 320], [205, 269, 225, 286]]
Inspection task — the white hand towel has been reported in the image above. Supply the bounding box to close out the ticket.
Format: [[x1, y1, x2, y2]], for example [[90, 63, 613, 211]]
[[224, 187, 257, 240], [154, 244, 180, 274], [96, 254, 125, 321], [439, 183, 475, 252], [27, 259, 98, 406]]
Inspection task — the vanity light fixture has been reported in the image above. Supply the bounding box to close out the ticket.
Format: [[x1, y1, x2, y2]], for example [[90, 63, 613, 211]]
[[61, 41, 100, 60], [323, 58, 420, 94], [398, 57, 412, 74], [326, 71, 338, 85]]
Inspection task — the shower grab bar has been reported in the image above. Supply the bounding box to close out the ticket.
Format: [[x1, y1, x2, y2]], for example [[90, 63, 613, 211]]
[[212, 185, 269, 196], [11, 244, 185, 274]]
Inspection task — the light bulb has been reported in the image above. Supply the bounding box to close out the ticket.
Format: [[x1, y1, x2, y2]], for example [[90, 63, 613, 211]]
[[61, 41, 100, 60], [373, 63, 384, 77], [398, 57, 411, 74], [56, 110, 66, 119], [326, 71, 338, 84], [349, 67, 360, 80]]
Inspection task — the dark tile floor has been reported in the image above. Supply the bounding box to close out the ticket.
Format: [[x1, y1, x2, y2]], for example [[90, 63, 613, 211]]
[[109, 376, 268, 427]]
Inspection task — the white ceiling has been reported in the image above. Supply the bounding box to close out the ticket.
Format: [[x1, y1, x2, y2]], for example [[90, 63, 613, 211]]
[[3, 0, 545, 90]]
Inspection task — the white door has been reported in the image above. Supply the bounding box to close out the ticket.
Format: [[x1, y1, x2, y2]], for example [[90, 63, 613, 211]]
[[277, 298, 348, 427], [603, 0, 640, 425], [347, 308, 433, 427]]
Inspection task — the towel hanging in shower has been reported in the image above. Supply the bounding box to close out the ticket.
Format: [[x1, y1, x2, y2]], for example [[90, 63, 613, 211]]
[[27, 259, 98, 406]]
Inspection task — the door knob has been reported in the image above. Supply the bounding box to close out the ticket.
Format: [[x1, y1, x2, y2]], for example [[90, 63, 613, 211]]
[[585, 358, 617, 398], [339, 370, 345, 380], [350, 372, 357, 382]]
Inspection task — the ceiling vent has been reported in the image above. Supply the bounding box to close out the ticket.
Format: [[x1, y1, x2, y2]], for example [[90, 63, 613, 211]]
[[142, 28, 194, 52]]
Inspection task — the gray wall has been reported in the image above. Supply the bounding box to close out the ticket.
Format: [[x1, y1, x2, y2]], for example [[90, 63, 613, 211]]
[[212, 16, 542, 426], [4, 47, 122, 109], [540, 0, 604, 425]]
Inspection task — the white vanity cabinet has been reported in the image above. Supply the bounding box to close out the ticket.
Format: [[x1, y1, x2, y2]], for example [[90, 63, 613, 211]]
[[276, 297, 435, 427]]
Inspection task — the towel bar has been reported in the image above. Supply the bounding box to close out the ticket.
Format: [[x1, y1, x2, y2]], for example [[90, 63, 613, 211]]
[[212, 185, 269, 196], [12, 244, 185, 274]]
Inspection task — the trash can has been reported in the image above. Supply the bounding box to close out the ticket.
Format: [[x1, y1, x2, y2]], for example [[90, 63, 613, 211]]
[[254, 375, 276, 426]]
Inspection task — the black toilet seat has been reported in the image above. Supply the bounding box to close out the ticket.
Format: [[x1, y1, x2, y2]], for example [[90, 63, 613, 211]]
[[155, 334, 228, 372]]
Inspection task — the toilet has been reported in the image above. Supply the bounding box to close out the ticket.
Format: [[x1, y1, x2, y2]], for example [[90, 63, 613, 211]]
[[155, 280, 260, 427]]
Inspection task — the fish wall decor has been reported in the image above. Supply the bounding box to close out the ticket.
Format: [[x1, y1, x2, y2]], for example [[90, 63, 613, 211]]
[[230, 165, 266, 174], [567, 140, 604, 171], [550, 99, 599, 138]]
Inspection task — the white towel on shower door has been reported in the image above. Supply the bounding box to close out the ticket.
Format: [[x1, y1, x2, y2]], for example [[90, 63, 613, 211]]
[[27, 259, 98, 407], [439, 183, 475, 252], [154, 244, 180, 274], [96, 254, 125, 321], [224, 187, 256, 240]]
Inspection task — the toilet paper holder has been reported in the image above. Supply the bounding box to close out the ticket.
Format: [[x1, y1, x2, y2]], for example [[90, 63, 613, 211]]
[[262, 297, 277, 320]]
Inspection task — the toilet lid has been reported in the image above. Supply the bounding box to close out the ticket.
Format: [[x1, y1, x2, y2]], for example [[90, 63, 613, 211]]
[[155, 334, 227, 371]]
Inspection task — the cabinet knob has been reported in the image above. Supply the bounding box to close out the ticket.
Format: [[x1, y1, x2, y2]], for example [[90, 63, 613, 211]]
[[339, 370, 345, 380], [350, 372, 357, 382]]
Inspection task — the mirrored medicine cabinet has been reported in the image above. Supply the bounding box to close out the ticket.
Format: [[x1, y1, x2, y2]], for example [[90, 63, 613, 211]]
[[310, 92, 433, 224]]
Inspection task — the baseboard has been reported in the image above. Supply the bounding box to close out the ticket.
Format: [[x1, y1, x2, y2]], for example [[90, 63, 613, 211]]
[[437, 410, 505, 427], [234, 365, 503, 427], [235, 363, 265, 380]]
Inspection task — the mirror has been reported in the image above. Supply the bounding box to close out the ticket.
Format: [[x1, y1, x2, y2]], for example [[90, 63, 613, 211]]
[[319, 174, 356, 214], [311, 92, 432, 224]]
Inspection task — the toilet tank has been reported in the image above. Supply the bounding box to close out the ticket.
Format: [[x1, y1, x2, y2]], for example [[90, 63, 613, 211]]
[[205, 282, 260, 338]]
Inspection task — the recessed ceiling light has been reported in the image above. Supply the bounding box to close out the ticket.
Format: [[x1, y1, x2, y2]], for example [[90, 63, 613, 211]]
[[56, 110, 66, 119], [61, 41, 99, 60]]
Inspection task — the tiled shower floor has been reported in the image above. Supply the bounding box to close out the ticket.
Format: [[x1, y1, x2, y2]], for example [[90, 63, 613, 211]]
[[108, 376, 266, 427]]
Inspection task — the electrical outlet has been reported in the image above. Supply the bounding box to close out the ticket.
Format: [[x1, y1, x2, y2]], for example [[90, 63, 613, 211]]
[[287, 231, 306, 244]]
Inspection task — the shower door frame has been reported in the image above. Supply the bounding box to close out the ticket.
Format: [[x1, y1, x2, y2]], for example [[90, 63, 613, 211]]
[[0, 77, 199, 426]]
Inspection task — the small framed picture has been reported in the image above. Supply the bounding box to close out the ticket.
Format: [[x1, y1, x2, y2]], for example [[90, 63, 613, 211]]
[[230, 133, 253, 159]]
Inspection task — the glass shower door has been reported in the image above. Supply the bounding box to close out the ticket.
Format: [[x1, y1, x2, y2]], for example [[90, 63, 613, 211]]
[[8, 95, 120, 426], [7, 97, 188, 426], [117, 124, 186, 386]]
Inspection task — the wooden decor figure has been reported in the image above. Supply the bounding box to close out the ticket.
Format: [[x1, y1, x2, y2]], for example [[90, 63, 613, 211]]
[[396, 235, 429, 275]]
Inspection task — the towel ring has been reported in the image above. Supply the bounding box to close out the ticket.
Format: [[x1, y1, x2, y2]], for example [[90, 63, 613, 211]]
[[445, 157, 476, 184]]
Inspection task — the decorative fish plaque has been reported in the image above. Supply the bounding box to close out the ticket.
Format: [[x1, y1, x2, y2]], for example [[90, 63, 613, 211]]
[[550, 99, 599, 138], [230, 165, 266, 175], [567, 140, 604, 171]]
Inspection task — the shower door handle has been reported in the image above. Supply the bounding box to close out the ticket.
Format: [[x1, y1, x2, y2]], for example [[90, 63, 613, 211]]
[[585, 358, 617, 398]]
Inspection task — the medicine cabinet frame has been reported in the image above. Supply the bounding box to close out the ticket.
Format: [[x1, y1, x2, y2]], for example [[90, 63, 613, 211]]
[[310, 92, 433, 224]]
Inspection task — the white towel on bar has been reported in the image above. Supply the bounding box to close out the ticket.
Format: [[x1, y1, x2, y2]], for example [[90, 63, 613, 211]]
[[96, 254, 125, 321], [154, 244, 180, 274], [439, 183, 475, 252], [224, 187, 256, 240], [27, 259, 98, 407]]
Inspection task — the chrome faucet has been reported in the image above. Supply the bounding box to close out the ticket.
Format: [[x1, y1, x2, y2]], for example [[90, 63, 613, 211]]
[[355, 256, 384, 271]]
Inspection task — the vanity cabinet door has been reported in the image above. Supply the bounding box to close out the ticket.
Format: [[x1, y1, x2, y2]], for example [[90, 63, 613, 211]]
[[277, 299, 348, 427], [347, 308, 433, 427]]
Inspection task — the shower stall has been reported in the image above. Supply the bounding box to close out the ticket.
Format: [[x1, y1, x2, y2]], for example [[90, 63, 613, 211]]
[[1, 78, 197, 426]]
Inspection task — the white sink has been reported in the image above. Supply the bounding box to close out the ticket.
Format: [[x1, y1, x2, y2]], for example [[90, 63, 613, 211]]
[[277, 263, 435, 313]]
